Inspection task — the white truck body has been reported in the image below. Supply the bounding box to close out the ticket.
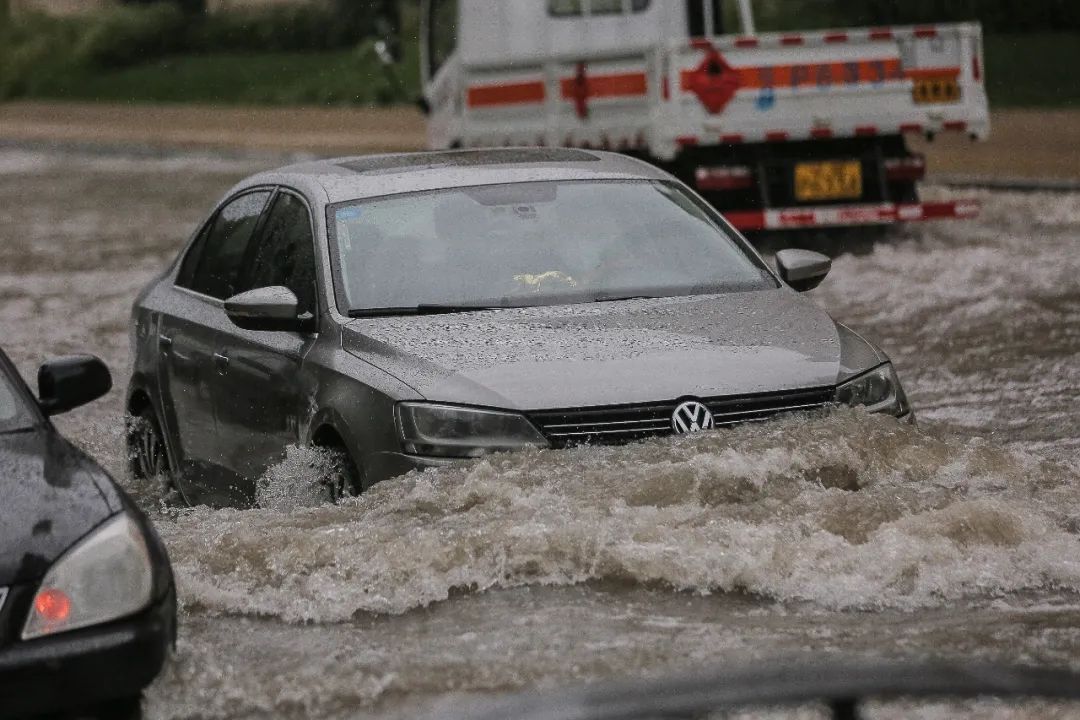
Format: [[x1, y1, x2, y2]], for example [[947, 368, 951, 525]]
[[419, 0, 989, 231]]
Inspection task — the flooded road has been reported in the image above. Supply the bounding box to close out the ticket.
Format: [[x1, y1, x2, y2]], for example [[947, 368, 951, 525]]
[[1, 147, 1078, 719]]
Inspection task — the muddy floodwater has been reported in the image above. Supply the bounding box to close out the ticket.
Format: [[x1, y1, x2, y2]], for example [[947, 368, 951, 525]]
[[1, 147, 1079, 719]]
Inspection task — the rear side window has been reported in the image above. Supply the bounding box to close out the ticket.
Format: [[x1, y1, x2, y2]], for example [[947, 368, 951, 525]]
[[241, 192, 318, 316], [180, 191, 271, 300]]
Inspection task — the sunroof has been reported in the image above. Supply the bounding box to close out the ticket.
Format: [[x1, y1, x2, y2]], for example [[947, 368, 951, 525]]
[[337, 148, 600, 174]]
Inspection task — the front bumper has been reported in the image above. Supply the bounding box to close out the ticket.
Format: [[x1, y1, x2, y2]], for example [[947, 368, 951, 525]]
[[363, 406, 915, 486], [365, 451, 460, 486], [0, 584, 175, 719]]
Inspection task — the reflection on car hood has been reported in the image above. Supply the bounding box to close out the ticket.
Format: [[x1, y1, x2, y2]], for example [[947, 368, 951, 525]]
[[0, 429, 119, 586], [345, 290, 882, 410]]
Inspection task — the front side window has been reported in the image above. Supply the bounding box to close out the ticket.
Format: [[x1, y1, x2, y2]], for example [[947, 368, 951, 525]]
[[241, 192, 318, 316], [0, 361, 35, 433], [550, 0, 650, 17], [329, 180, 775, 315], [180, 191, 271, 300]]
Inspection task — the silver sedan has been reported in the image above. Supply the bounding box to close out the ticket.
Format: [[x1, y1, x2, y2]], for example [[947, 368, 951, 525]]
[[126, 148, 911, 507]]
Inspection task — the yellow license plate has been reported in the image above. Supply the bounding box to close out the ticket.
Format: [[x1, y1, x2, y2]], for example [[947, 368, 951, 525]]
[[913, 76, 962, 104], [794, 160, 863, 202]]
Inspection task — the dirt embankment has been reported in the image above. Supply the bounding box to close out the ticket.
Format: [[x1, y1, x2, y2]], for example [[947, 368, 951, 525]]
[[1, 102, 1077, 180], [0, 102, 428, 155]]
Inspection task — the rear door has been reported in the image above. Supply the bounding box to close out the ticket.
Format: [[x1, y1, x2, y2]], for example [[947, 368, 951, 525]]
[[159, 189, 272, 505], [210, 189, 320, 504]]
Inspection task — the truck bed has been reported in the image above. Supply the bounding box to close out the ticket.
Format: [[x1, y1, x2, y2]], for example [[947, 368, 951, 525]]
[[457, 23, 989, 159]]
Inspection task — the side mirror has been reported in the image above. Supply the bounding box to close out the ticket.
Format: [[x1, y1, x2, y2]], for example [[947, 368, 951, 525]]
[[38, 355, 112, 416], [775, 249, 832, 292], [225, 286, 315, 333]]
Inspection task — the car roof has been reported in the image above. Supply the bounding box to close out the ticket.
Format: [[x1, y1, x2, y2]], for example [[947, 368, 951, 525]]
[[237, 148, 674, 205]]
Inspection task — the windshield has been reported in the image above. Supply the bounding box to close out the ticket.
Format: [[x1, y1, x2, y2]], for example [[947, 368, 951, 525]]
[[0, 361, 35, 433], [329, 180, 776, 313]]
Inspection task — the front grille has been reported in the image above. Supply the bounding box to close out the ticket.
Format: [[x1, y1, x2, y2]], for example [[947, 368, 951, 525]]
[[529, 387, 835, 448]]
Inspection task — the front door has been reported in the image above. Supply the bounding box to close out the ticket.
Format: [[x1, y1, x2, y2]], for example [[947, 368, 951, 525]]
[[211, 190, 320, 504], [161, 189, 272, 505]]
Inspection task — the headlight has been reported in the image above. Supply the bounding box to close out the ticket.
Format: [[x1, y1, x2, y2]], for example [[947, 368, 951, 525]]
[[835, 363, 910, 416], [23, 514, 154, 641], [396, 403, 549, 458]]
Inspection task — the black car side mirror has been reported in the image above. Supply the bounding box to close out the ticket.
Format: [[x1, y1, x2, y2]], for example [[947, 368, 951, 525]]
[[38, 355, 112, 416], [225, 286, 315, 333], [775, 249, 832, 292]]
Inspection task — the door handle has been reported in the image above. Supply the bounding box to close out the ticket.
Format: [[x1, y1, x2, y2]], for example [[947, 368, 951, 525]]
[[213, 352, 230, 373], [158, 334, 173, 351]]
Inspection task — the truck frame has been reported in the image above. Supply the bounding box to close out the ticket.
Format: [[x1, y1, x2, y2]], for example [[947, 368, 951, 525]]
[[417, 0, 989, 231]]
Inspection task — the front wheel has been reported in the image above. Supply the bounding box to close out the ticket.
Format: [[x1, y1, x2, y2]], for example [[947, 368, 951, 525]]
[[318, 447, 363, 504]]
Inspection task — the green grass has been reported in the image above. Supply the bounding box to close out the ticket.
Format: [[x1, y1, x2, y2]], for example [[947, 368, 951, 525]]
[[0, 3, 422, 107], [984, 34, 1080, 108], [22, 48, 420, 106]]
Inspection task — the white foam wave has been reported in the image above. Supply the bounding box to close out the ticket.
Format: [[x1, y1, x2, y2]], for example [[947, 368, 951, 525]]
[[156, 410, 1080, 623]]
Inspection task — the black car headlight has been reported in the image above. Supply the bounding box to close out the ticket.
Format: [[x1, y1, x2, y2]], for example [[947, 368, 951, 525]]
[[23, 514, 154, 640], [396, 403, 550, 458], [835, 363, 910, 417]]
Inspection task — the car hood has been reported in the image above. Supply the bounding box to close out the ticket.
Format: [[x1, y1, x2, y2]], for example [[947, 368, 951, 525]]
[[344, 289, 885, 410], [0, 428, 120, 586]]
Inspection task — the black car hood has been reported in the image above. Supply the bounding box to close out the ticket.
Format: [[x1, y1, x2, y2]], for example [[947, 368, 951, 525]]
[[0, 428, 120, 586], [345, 289, 885, 409]]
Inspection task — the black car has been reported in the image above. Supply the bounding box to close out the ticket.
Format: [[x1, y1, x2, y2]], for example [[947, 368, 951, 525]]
[[0, 349, 175, 720]]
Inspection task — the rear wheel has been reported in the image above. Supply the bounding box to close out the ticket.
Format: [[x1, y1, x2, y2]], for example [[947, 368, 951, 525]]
[[127, 407, 183, 505]]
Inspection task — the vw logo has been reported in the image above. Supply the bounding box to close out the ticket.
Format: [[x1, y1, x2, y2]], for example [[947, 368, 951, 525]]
[[671, 401, 715, 434]]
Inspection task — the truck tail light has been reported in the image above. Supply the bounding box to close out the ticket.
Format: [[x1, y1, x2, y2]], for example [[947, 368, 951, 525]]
[[884, 155, 926, 182], [695, 166, 755, 191]]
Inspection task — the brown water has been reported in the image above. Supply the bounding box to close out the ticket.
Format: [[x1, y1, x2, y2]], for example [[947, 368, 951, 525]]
[[1, 147, 1078, 719]]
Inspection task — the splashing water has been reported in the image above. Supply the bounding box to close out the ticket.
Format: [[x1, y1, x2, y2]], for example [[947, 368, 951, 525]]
[[255, 445, 341, 512], [157, 410, 1080, 623]]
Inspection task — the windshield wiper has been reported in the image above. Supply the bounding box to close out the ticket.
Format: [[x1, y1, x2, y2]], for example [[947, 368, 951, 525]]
[[592, 294, 659, 303], [348, 304, 503, 318]]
